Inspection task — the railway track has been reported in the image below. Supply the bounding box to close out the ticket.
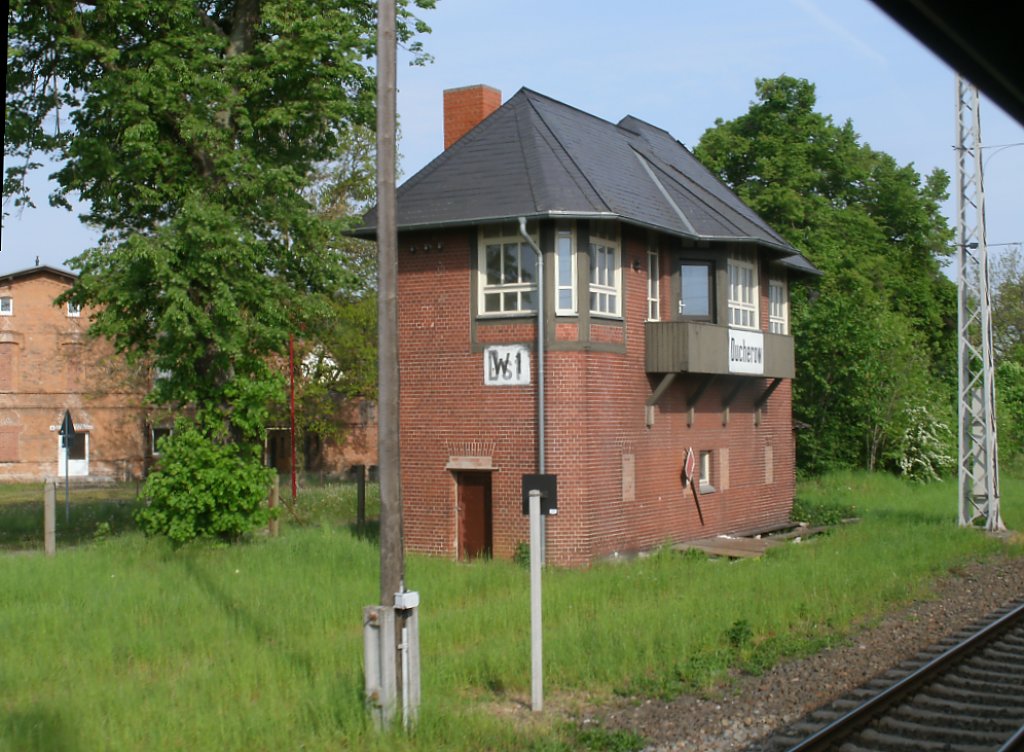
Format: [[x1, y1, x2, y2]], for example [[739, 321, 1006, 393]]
[[763, 600, 1024, 752]]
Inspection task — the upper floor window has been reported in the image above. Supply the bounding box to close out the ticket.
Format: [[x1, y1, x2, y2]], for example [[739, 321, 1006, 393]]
[[589, 221, 621, 317], [768, 273, 788, 334], [555, 222, 577, 315], [479, 222, 538, 315], [0, 297, 11, 316], [66, 301, 81, 318], [647, 249, 660, 321], [728, 251, 759, 330], [679, 262, 713, 320]]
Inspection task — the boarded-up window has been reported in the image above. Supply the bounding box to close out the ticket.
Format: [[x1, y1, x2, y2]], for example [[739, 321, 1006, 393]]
[[62, 343, 82, 390], [0, 343, 15, 391], [621, 453, 635, 503], [0, 428, 18, 462]]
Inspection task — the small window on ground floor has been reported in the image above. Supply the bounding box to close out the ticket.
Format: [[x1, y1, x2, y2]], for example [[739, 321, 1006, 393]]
[[699, 450, 714, 492], [151, 426, 173, 456]]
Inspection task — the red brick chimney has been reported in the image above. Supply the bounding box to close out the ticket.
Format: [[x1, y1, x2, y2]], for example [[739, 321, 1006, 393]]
[[443, 85, 501, 149]]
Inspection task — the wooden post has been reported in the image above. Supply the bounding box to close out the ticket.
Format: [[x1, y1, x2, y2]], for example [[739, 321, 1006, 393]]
[[44, 481, 56, 556], [268, 475, 280, 538], [357, 464, 366, 534]]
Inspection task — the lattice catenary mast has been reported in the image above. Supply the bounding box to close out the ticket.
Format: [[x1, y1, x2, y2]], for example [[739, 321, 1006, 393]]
[[954, 75, 1003, 530]]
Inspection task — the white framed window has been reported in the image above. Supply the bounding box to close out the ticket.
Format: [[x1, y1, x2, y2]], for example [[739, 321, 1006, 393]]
[[728, 251, 759, 330], [555, 222, 577, 315], [151, 426, 172, 456], [768, 273, 788, 335], [588, 221, 621, 317], [699, 450, 712, 489], [0, 297, 12, 316], [479, 222, 538, 315], [647, 248, 660, 321], [66, 301, 81, 318]]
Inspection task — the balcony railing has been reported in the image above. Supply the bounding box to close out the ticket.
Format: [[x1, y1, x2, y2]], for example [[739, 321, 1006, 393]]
[[645, 321, 794, 378]]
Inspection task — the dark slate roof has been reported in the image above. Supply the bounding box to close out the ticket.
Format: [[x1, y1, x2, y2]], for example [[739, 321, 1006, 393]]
[[360, 88, 819, 274]]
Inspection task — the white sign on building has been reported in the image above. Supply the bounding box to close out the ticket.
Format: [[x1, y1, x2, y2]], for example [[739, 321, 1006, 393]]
[[728, 329, 764, 375], [484, 345, 531, 386]]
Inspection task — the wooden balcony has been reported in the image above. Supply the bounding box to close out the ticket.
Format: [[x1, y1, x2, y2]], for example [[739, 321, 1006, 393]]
[[645, 321, 794, 378]]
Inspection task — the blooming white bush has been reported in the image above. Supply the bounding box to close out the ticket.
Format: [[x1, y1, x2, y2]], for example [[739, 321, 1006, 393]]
[[896, 406, 955, 482]]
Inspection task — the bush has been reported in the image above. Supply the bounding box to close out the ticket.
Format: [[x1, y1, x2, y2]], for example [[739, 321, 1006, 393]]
[[894, 405, 955, 482], [136, 424, 274, 546]]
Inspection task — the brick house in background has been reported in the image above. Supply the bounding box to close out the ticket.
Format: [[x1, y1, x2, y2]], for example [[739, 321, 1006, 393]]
[[359, 86, 819, 567], [0, 264, 378, 484], [0, 265, 150, 482]]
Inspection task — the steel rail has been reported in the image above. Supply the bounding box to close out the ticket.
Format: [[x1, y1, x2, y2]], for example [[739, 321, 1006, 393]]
[[785, 600, 1024, 752]]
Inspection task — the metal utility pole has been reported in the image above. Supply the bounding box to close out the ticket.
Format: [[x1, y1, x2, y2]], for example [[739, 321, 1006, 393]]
[[954, 75, 1003, 531], [364, 0, 419, 731]]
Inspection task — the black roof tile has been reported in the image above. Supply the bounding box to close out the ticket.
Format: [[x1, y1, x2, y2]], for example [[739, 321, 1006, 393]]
[[360, 88, 818, 274]]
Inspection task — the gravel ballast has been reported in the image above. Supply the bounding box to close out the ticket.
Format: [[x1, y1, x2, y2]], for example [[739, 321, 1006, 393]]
[[589, 553, 1024, 752]]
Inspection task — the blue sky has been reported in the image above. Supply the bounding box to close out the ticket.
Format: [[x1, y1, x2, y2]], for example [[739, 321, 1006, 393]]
[[3, 0, 1021, 276]]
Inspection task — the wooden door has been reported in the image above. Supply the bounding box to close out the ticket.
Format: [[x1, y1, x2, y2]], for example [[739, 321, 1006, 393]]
[[458, 472, 492, 560]]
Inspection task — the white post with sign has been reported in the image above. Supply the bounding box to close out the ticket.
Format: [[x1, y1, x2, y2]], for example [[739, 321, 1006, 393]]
[[529, 487, 543, 712], [522, 474, 555, 712]]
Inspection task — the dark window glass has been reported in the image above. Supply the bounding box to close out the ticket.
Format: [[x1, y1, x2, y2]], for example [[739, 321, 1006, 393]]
[[680, 263, 711, 318]]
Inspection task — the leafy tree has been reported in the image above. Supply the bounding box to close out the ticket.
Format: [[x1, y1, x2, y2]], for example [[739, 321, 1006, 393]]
[[695, 76, 957, 474], [992, 246, 1024, 363], [136, 419, 275, 546], [279, 124, 380, 468], [5, 0, 433, 540], [992, 246, 1024, 465]]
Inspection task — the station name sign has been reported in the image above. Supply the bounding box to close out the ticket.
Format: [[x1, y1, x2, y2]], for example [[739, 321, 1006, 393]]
[[728, 328, 764, 375]]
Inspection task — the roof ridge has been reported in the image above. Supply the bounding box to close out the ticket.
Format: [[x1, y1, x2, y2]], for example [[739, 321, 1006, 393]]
[[631, 149, 697, 236], [519, 91, 612, 213], [633, 140, 789, 247]]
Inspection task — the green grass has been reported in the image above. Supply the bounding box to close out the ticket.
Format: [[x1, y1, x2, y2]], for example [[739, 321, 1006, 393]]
[[1, 469, 1021, 751]]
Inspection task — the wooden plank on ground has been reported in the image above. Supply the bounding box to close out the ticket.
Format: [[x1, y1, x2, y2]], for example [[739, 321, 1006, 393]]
[[674, 536, 772, 559]]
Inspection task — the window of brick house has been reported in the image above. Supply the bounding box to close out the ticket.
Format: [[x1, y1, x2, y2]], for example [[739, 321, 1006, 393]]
[[0, 429, 17, 462], [66, 301, 81, 318], [679, 261, 713, 320], [0, 296, 12, 316], [151, 426, 173, 456], [768, 272, 788, 334], [699, 450, 712, 489], [555, 222, 577, 315], [479, 221, 538, 315], [728, 251, 759, 329], [647, 248, 660, 321], [588, 221, 621, 317], [0, 344, 15, 391]]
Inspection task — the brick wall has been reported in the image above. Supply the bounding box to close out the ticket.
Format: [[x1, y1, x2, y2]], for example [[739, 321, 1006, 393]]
[[396, 225, 797, 567], [0, 270, 148, 482]]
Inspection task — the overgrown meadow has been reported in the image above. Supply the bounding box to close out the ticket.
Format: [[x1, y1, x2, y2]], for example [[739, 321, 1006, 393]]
[[1, 471, 1022, 751]]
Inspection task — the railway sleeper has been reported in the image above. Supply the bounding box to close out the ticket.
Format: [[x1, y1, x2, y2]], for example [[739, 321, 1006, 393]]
[[886, 705, 1021, 734], [974, 648, 1024, 665], [874, 715, 1011, 746], [918, 683, 1024, 709], [998, 632, 1024, 647], [958, 662, 1024, 684], [939, 672, 1024, 696], [847, 725, 995, 752], [910, 691, 1024, 718]]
